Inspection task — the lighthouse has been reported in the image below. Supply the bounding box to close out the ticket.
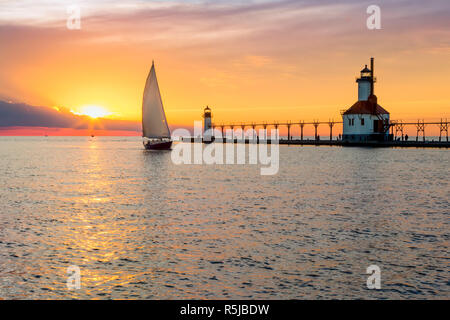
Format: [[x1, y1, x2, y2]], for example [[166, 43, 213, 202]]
[[203, 106, 212, 140], [342, 58, 391, 142]]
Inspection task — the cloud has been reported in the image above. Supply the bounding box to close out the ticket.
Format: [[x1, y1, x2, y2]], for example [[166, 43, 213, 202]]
[[0, 100, 140, 131], [2, 0, 449, 58]]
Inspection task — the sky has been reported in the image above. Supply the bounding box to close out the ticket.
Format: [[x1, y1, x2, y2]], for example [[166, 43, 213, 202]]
[[0, 0, 449, 135]]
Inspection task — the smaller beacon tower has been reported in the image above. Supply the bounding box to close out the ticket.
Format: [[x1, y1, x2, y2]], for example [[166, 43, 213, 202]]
[[203, 106, 212, 139]]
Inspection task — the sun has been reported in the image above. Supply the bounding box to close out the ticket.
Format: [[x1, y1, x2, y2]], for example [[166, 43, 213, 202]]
[[73, 105, 112, 119]]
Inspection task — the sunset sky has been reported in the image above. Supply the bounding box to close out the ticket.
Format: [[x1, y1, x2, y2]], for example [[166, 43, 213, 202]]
[[0, 0, 449, 135]]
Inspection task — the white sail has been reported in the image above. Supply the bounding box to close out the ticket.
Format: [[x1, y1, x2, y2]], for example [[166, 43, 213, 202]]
[[142, 62, 171, 138]]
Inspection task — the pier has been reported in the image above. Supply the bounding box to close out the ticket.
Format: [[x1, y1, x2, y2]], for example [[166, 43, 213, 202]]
[[211, 120, 341, 141], [183, 137, 450, 148], [182, 119, 450, 148], [211, 119, 449, 141]]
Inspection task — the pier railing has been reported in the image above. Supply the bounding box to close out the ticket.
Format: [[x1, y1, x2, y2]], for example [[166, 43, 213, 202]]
[[211, 120, 342, 141], [211, 119, 449, 142], [390, 119, 449, 142]]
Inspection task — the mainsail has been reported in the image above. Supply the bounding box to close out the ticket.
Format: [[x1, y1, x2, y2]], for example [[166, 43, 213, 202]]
[[142, 62, 171, 138]]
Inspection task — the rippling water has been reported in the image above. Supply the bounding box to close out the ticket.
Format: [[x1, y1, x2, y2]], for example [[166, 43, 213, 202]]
[[0, 136, 448, 299]]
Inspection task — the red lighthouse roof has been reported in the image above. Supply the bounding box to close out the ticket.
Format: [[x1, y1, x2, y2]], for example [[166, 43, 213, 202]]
[[343, 101, 389, 115], [343, 96, 389, 115]]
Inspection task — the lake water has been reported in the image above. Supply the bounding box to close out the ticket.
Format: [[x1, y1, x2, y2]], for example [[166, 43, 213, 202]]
[[0, 136, 448, 299]]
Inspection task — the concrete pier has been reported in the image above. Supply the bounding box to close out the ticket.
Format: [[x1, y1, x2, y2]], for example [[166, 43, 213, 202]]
[[181, 137, 450, 148]]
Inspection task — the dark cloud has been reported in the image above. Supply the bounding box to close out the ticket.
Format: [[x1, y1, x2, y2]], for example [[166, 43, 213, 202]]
[[0, 100, 140, 131]]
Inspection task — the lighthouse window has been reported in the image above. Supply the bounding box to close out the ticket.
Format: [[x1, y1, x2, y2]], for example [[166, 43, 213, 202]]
[[348, 119, 352, 126], [361, 118, 365, 126], [351, 118, 355, 126]]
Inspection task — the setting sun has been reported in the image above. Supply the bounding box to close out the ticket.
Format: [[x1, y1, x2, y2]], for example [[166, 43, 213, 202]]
[[72, 105, 112, 119]]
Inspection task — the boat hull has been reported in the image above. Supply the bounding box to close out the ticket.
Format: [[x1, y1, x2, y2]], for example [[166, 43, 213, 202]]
[[144, 140, 172, 150]]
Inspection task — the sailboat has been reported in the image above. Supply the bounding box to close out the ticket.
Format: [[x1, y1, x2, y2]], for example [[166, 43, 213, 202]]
[[142, 61, 172, 150]]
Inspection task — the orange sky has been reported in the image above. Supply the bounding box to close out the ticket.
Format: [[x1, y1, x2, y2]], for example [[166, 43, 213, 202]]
[[0, 0, 449, 135]]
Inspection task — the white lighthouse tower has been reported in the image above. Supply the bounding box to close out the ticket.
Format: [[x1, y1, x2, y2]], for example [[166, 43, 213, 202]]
[[203, 106, 212, 140], [356, 64, 372, 101], [342, 58, 391, 142]]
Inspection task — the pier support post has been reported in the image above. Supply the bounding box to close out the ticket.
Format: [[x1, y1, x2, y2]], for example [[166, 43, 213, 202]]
[[394, 121, 404, 141], [274, 122, 279, 140], [416, 122, 419, 141], [438, 119, 449, 142], [415, 120, 425, 142], [287, 122, 291, 141], [313, 120, 319, 141], [328, 120, 335, 141], [263, 123, 267, 141], [300, 122, 305, 141], [439, 120, 442, 142]]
